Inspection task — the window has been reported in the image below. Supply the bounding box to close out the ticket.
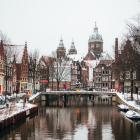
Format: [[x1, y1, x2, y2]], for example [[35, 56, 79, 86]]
[[99, 73, 101, 77], [99, 84, 101, 88], [99, 68, 101, 72], [99, 78, 101, 83], [133, 71, 136, 79], [106, 71, 108, 74], [102, 71, 105, 75], [102, 76, 105, 81], [96, 68, 98, 72], [78, 71, 80, 74], [96, 78, 98, 83], [106, 83, 108, 87], [109, 76, 111, 81], [102, 83, 105, 87], [96, 73, 98, 77], [126, 71, 130, 79], [109, 70, 111, 75], [96, 84, 98, 88], [106, 76, 108, 81], [109, 82, 111, 88]]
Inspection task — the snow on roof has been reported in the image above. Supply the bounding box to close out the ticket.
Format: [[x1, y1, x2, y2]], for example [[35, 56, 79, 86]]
[[90, 51, 96, 58], [54, 60, 72, 67], [16, 46, 25, 63], [67, 53, 86, 62], [99, 52, 112, 61], [84, 60, 100, 68]]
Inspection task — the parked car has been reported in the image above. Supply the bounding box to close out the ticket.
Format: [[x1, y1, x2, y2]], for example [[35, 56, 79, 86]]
[[88, 88, 94, 91]]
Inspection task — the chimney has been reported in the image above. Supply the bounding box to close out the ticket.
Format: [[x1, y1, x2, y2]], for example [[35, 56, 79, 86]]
[[115, 38, 118, 62]]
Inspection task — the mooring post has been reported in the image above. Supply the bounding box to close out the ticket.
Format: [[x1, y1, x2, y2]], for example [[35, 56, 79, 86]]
[[89, 94, 91, 100], [64, 94, 67, 100], [111, 95, 112, 102], [92, 95, 94, 100]]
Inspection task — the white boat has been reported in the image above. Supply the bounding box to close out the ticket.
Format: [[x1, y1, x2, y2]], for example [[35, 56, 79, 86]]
[[126, 110, 140, 119], [118, 104, 129, 111]]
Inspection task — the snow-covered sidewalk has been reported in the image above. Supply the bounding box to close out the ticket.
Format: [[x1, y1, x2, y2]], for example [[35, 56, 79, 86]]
[[0, 102, 37, 121], [116, 92, 140, 111]]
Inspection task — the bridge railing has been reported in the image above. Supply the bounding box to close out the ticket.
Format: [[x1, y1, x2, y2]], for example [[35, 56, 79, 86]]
[[45, 89, 118, 93], [93, 89, 118, 93]]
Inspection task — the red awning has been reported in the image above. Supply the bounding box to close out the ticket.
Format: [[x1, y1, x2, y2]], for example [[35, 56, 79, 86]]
[[41, 80, 48, 83]]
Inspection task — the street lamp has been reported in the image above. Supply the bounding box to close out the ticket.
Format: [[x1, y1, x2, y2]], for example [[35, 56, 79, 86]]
[[136, 83, 139, 100]]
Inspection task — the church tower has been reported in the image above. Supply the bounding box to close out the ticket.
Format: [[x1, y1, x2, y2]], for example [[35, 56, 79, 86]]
[[57, 36, 66, 59], [88, 22, 103, 59], [68, 39, 77, 55]]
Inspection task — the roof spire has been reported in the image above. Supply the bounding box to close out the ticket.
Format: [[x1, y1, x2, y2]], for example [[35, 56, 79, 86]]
[[59, 35, 64, 47]]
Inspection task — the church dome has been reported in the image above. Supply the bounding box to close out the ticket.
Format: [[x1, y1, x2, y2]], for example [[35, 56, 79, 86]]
[[68, 38, 77, 55], [58, 36, 65, 48], [88, 22, 103, 43], [70, 39, 75, 49]]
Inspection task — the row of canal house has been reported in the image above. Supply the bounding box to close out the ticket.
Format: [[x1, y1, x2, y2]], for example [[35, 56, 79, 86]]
[[0, 23, 140, 93], [0, 40, 32, 94], [93, 38, 140, 93]]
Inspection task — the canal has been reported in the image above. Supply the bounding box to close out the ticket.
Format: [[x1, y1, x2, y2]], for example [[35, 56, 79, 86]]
[[0, 95, 140, 140]]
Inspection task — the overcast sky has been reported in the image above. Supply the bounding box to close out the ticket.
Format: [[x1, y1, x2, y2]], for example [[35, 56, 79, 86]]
[[0, 0, 140, 58]]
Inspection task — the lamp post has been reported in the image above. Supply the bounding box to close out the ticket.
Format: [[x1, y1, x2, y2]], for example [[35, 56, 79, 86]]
[[136, 83, 139, 100]]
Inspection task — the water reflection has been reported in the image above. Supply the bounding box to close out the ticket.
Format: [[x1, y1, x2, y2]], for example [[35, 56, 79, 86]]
[[0, 95, 140, 140]]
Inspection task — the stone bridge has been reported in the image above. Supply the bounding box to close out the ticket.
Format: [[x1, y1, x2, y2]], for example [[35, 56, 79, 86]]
[[29, 90, 117, 104], [41, 91, 117, 102]]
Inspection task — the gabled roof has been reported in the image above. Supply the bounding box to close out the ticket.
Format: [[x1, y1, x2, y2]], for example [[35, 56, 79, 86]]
[[90, 51, 96, 58], [99, 52, 112, 61]]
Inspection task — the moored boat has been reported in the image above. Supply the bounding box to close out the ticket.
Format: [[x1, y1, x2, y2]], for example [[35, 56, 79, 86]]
[[126, 110, 140, 119], [118, 104, 129, 111]]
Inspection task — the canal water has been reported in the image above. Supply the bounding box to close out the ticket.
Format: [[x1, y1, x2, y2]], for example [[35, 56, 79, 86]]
[[1, 95, 140, 140]]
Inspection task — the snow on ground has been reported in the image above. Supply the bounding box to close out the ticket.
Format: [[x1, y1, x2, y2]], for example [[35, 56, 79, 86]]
[[0, 102, 37, 121], [0, 92, 41, 121], [29, 92, 41, 101], [116, 92, 140, 111]]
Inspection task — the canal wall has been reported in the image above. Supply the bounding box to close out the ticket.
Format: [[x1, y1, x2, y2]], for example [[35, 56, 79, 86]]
[[0, 105, 38, 130], [116, 93, 140, 113]]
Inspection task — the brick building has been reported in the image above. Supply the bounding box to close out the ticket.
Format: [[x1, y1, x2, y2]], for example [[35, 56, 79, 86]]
[[16, 42, 29, 93], [112, 38, 140, 93], [94, 63, 112, 90]]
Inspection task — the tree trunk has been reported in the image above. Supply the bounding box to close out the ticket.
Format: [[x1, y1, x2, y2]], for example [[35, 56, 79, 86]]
[[5, 62, 7, 103], [130, 70, 133, 101], [57, 81, 59, 91]]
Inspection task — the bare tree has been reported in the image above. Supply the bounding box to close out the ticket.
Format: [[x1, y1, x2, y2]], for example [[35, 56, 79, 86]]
[[125, 14, 140, 54], [29, 49, 40, 94]]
